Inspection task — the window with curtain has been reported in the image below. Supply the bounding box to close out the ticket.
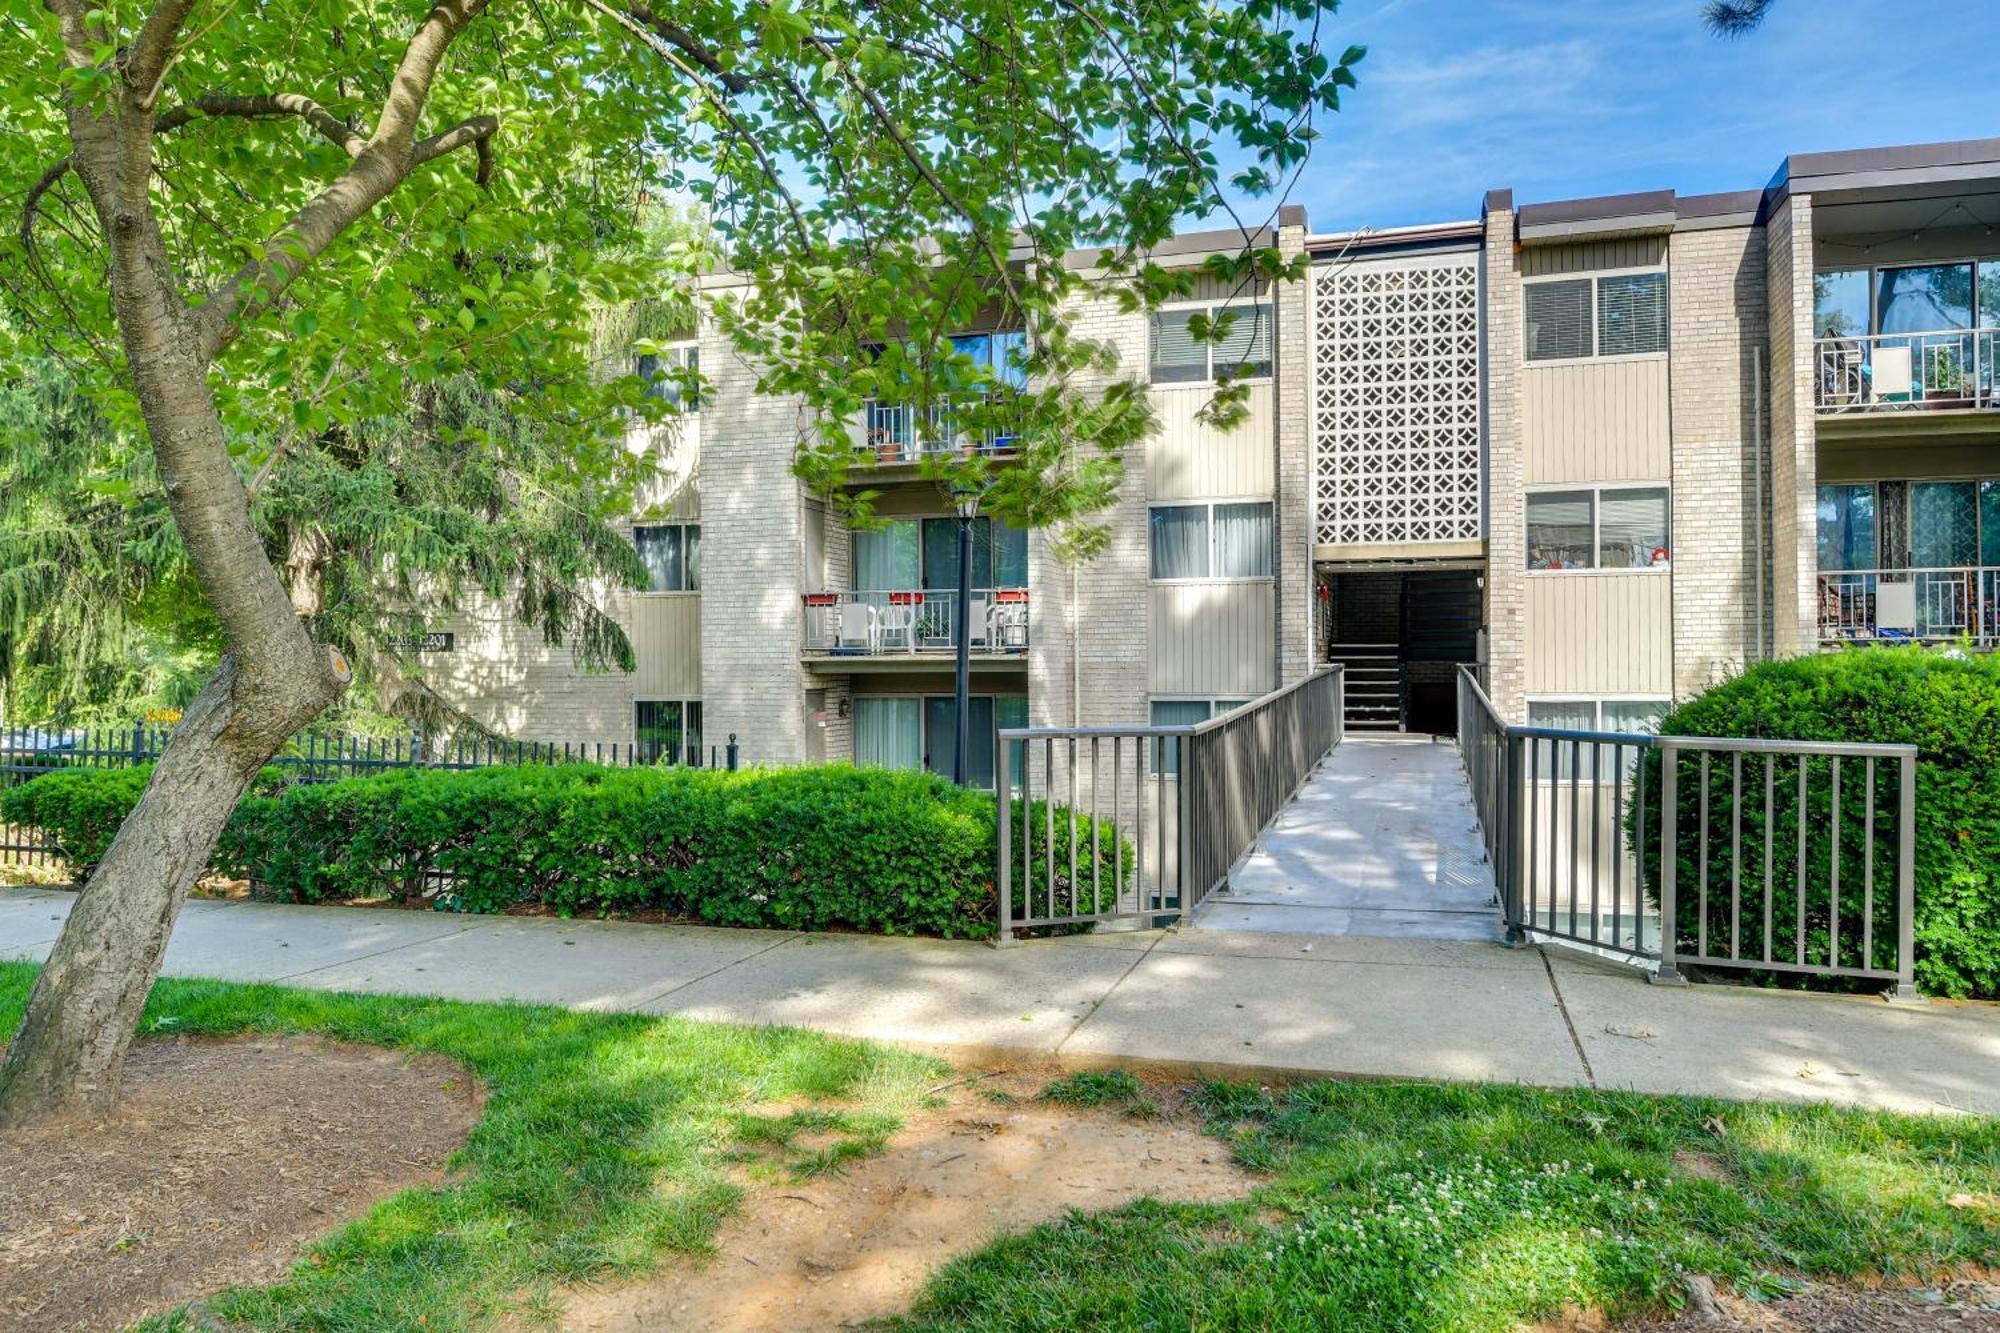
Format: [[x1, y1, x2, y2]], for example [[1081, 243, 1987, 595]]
[[1149, 303, 1273, 383], [924, 696, 998, 787], [916, 517, 1029, 589], [1816, 484, 1877, 572], [853, 521, 920, 590], [1213, 502, 1274, 576], [1877, 264, 1975, 334], [853, 697, 922, 771], [634, 524, 699, 591], [1596, 273, 1668, 356], [1149, 505, 1210, 579], [1983, 481, 2000, 567], [1910, 481, 1979, 568], [635, 344, 699, 408], [1526, 492, 1594, 570], [1814, 269, 1870, 338], [1148, 699, 1211, 777], [1597, 488, 1669, 568], [1528, 698, 1663, 779], [1525, 280, 1592, 361]]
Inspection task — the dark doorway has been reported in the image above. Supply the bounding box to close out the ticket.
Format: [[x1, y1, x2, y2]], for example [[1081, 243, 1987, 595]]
[[1319, 569, 1482, 734]]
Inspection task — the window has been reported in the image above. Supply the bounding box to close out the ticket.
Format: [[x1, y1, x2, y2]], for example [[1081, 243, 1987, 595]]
[[1525, 273, 1667, 361], [1910, 481, 1979, 568], [1876, 264, 1974, 335], [853, 694, 1027, 789], [1814, 269, 1870, 338], [1149, 501, 1274, 580], [1148, 698, 1249, 775], [853, 517, 1028, 591], [1816, 484, 1877, 572], [634, 523, 700, 591], [1526, 487, 1668, 571], [1526, 698, 1665, 780], [635, 699, 703, 764], [635, 343, 699, 408], [1150, 302, 1273, 384]]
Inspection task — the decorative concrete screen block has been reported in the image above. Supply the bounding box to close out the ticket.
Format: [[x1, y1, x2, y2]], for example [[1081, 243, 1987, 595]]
[[1312, 254, 1482, 547]]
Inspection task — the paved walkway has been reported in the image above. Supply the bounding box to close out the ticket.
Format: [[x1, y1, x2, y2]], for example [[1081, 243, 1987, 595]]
[[1197, 735, 1502, 939], [3, 886, 1996, 1115]]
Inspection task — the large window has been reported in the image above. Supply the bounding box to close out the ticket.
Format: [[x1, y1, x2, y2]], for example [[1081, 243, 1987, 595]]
[[1910, 481, 1979, 568], [635, 699, 703, 764], [852, 517, 1027, 590], [1526, 698, 1666, 779], [635, 343, 699, 408], [1524, 272, 1667, 362], [1149, 501, 1274, 580], [852, 694, 1027, 789], [1816, 484, 1878, 572], [1526, 487, 1669, 571], [1816, 260, 2000, 338], [634, 523, 700, 591], [1150, 302, 1273, 384]]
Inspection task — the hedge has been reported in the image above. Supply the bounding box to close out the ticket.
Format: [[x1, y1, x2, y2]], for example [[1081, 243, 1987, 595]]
[[4, 762, 1132, 940], [1636, 648, 2000, 999]]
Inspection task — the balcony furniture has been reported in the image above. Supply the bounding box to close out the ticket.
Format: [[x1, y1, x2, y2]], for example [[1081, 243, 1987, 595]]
[[834, 602, 878, 654], [1874, 580, 1917, 636], [1820, 337, 1867, 407], [881, 591, 922, 652]]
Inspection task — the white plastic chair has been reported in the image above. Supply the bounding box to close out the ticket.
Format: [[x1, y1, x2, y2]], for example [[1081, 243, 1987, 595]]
[[835, 601, 878, 653]]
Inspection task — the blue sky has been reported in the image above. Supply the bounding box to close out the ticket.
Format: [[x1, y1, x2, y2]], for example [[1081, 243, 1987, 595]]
[[1282, 0, 2000, 232]]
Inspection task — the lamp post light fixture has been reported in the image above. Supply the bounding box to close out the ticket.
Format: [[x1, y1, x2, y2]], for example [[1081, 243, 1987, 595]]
[[951, 484, 979, 786]]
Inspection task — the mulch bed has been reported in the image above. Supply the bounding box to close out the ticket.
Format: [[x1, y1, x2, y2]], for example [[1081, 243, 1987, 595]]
[[0, 1034, 482, 1331]]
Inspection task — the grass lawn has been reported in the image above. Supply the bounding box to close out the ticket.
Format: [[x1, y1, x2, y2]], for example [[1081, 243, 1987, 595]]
[[894, 1072, 2000, 1331], [2, 961, 1994, 1332]]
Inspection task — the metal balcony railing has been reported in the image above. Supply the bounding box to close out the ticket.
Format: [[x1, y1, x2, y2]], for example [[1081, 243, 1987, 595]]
[[801, 587, 1029, 656], [1817, 567, 2000, 647], [854, 400, 1022, 465], [1815, 328, 2000, 414]]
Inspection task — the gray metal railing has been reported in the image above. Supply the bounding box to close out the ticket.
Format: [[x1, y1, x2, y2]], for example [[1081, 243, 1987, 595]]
[[997, 666, 1344, 939], [1455, 668, 1919, 997]]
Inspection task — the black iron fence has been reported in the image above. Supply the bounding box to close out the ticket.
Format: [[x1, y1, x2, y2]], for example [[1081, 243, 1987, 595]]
[[1455, 668, 1919, 998], [1, 723, 739, 876]]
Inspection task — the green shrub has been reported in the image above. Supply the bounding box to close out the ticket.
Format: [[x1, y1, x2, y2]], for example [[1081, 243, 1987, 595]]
[[1, 764, 153, 878], [1636, 648, 2000, 998], [12, 760, 1130, 940]]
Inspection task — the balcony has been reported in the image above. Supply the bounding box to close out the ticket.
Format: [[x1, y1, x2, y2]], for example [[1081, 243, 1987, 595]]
[[1817, 567, 2000, 648], [1816, 329, 2000, 416], [802, 587, 1029, 661], [852, 400, 1022, 468]]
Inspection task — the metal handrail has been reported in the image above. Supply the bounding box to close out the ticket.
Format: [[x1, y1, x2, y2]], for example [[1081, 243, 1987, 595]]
[[1454, 666, 1920, 998], [1815, 326, 2000, 414]]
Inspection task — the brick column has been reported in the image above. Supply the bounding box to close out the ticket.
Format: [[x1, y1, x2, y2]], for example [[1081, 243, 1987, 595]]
[[1765, 194, 1817, 658], [1481, 194, 1527, 721], [1273, 208, 1314, 686]]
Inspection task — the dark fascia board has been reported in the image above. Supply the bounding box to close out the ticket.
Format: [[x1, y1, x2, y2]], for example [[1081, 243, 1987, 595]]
[[1061, 224, 1277, 270], [1306, 221, 1484, 260], [1673, 188, 1766, 232], [1774, 136, 2000, 204], [1516, 189, 1677, 243]]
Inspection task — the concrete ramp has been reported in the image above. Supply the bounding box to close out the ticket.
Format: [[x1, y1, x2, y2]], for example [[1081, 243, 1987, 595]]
[[1195, 734, 1503, 940]]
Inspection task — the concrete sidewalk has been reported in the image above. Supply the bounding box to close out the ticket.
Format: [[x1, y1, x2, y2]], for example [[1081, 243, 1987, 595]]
[[3, 886, 1996, 1116]]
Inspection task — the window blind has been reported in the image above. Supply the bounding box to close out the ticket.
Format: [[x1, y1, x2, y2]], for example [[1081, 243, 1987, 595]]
[[1525, 280, 1592, 361], [1596, 273, 1668, 356], [1150, 310, 1207, 383], [1212, 303, 1273, 379], [1598, 488, 1669, 568]]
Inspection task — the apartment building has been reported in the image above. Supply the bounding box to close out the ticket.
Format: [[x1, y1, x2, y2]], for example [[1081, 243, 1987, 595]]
[[430, 134, 2000, 773]]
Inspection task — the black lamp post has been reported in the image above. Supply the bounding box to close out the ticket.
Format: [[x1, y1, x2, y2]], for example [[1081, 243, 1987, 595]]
[[951, 484, 978, 786]]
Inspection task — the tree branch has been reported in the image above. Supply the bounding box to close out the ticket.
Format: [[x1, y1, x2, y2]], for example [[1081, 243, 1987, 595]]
[[194, 0, 493, 361], [623, 3, 749, 94], [123, 0, 201, 107], [412, 113, 498, 185]]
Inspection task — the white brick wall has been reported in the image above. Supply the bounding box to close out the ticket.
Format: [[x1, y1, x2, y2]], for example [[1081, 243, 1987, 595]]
[[1766, 195, 1818, 658], [1482, 206, 1528, 720]]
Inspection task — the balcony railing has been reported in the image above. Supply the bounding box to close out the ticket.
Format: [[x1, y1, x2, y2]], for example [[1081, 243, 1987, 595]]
[[802, 588, 1029, 657], [1815, 328, 2000, 414], [1817, 567, 2000, 646], [854, 400, 1021, 465]]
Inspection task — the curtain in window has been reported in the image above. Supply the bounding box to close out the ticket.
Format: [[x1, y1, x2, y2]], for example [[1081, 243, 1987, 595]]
[[1596, 274, 1667, 356], [1525, 280, 1592, 361], [684, 526, 701, 590], [1526, 492, 1593, 570], [1148, 700, 1210, 777], [995, 696, 1028, 792], [923, 696, 996, 787], [1816, 485, 1877, 572], [1213, 503, 1274, 577], [854, 698, 921, 771], [684, 702, 704, 765], [990, 330, 1029, 390], [1150, 310, 1207, 383], [1212, 303, 1273, 378], [1983, 482, 2000, 567], [1877, 264, 1974, 334], [854, 522, 920, 589], [634, 526, 685, 591], [1911, 481, 1978, 568], [1149, 506, 1210, 578], [990, 521, 1028, 586], [1597, 489, 1669, 569], [920, 518, 962, 590]]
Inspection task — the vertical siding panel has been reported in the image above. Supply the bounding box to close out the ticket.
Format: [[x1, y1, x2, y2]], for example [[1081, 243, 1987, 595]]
[[1523, 361, 1670, 483], [1147, 584, 1276, 695], [1146, 384, 1276, 500], [1523, 575, 1671, 695], [633, 597, 703, 696]]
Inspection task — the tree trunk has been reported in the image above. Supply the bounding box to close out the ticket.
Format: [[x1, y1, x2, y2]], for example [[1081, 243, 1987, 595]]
[[0, 104, 348, 1127]]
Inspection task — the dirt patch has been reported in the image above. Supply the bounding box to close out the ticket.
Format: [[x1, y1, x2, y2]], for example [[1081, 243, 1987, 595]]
[[1540, 1274, 2000, 1332], [554, 1069, 1251, 1331], [0, 1034, 482, 1332]]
